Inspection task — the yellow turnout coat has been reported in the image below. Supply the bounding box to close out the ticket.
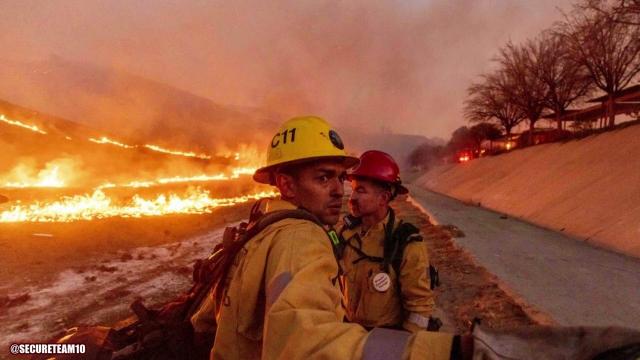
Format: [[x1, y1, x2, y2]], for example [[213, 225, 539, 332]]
[[193, 199, 452, 359], [340, 211, 435, 332]]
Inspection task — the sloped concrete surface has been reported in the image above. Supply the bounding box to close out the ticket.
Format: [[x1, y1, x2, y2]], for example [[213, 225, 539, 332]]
[[409, 185, 640, 329]]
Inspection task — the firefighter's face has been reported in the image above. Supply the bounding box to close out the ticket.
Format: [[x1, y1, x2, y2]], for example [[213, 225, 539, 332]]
[[276, 160, 347, 225], [348, 178, 389, 217]]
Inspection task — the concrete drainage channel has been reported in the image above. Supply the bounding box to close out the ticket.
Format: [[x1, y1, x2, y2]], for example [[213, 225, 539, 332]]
[[407, 184, 640, 330]]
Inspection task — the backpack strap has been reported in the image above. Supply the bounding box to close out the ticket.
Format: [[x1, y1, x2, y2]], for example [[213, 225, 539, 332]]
[[382, 208, 399, 273], [203, 207, 340, 314], [245, 208, 336, 246], [384, 219, 440, 291], [340, 209, 422, 279], [340, 215, 384, 265], [341, 210, 401, 270], [381, 208, 423, 287], [246, 209, 318, 238], [248, 197, 269, 222], [245, 208, 345, 285], [244, 207, 344, 268]]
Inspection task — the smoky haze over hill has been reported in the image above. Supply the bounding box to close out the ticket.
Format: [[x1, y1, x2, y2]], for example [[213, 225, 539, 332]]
[[0, 57, 275, 152], [0, 0, 572, 149]]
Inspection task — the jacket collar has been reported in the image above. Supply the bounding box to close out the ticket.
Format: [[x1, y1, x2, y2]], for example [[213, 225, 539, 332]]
[[361, 209, 392, 235], [341, 208, 392, 240], [265, 198, 298, 213]]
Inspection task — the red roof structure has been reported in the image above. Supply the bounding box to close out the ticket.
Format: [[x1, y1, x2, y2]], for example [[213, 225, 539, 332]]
[[543, 84, 640, 129], [587, 84, 640, 103]]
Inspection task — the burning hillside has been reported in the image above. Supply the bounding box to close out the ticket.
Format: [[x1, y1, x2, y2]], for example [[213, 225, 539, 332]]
[[0, 188, 276, 223], [0, 99, 275, 224], [0, 58, 275, 151]]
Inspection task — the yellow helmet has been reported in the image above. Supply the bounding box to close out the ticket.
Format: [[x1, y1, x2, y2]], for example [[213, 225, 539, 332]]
[[253, 116, 359, 184]]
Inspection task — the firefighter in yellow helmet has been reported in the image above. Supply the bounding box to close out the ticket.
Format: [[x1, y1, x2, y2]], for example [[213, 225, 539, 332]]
[[197, 115, 640, 360], [204, 115, 456, 359], [340, 150, 437, 332]]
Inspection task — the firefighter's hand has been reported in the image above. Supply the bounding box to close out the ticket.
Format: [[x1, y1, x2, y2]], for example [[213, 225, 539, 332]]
[[468, 325, 640, 360]]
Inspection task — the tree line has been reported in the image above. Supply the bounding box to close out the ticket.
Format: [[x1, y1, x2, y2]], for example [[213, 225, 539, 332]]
[[410, 0, 640, 170]]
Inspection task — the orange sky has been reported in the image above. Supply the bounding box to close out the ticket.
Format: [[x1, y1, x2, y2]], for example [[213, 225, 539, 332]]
[[0, 0, 574, 139]]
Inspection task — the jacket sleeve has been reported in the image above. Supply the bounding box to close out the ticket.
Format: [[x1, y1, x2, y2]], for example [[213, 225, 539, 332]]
[[261, 223, 451, 360], [399, 240, 436, 332]]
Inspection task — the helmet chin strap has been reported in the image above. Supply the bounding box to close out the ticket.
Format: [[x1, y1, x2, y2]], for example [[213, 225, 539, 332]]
[[389, 185, 398, 201]]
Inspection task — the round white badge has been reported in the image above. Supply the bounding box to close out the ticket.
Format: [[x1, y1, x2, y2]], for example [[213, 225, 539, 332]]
[[372, 272, 391, 292]]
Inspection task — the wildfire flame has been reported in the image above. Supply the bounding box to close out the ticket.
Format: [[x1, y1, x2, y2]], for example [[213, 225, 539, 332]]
[[1, 114, 261, 166], [231, 167, 256, 177], [120, 181, 156, 188], [143, 144, 211, 160], [4, 166, 65, 188], [88, 136, 135, 149], [217, 151, 241, 161], [0, 188, 277, 223], [92, 167, 258, 189], [87, 135, 212, 160], [3, 163, 258, 190], [156, 168, 257, 185], [157, 174, 230, 184], [0, 116, 266, 222], [0, 114, 47, 134]]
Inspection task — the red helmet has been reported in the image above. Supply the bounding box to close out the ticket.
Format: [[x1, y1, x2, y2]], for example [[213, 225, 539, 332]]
[[348, 150, 408, 195]]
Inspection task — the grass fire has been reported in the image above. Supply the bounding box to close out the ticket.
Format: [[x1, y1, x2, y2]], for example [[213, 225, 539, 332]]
[[0, 97, 276, 351], [0, 104, 273, 225]]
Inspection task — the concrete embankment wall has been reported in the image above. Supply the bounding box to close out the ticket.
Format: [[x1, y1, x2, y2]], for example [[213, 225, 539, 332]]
[[416, 124, 640, 258]]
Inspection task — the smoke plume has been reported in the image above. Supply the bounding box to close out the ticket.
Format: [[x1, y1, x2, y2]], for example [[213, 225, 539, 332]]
[[0, 0, 573, 143]]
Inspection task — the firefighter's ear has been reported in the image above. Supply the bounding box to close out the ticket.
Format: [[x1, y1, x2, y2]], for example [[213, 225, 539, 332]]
[[378, 188, 392, 205], [274, 172, 296, 199]]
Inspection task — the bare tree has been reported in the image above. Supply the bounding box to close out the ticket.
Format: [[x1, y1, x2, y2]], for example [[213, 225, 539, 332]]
[[531, 32, 592, 129], [446, 126, 481, 158], [408, 143, 444, 170], [557, 3, 640, 126], [496, 41, 548, 144], [464, 71, 526, 136], [582, 0, 640, 26], [470, 122, 502, 151]]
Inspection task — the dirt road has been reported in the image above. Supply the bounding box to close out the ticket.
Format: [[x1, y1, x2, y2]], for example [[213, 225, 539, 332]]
[[408, 185, 640, 330]]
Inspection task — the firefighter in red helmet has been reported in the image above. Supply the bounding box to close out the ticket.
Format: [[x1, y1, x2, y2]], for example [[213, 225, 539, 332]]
[[340, 150, 438, 332]]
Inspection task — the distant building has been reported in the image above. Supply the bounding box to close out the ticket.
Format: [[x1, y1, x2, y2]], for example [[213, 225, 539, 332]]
[[516, 128, 571, 147], [543, 84, 640, 129], [480, 134, 519, 154], [471, 85, 640, 159]]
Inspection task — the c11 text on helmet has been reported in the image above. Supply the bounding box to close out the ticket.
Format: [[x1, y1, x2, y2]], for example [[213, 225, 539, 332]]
[[271, 128, 297, 148]]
